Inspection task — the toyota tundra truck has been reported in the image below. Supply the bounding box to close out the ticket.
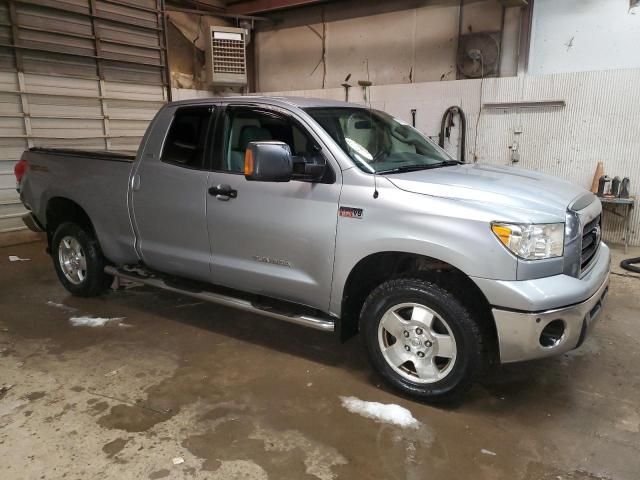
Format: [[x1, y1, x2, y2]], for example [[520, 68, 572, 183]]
[[15, 96, 610, 402]]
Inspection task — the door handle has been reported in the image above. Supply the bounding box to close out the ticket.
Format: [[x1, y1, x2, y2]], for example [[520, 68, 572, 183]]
[[208, 184, 237, 200], [131, 174, 141, 191]]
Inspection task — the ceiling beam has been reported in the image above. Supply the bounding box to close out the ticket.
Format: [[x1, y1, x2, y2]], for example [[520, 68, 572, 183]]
[[226, 0, 329, 15], [166, 4, 267, 21], [497, 0, 528, 6]]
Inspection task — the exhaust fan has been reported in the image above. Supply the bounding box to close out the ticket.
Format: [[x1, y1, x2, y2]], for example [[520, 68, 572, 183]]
[[456, 32, 501, 79]]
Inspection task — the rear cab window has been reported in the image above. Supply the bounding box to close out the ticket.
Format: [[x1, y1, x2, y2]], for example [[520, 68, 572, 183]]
[[161, 106, 213, 170]]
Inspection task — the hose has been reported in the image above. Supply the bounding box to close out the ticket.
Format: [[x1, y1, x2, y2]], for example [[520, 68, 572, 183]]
[[439, 106, 466, 163], [620, 257, 640, 274]]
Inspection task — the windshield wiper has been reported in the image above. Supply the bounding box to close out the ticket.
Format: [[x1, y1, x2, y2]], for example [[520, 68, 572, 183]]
[[431, 160, 461, 167], [377, 161, 460, 174]]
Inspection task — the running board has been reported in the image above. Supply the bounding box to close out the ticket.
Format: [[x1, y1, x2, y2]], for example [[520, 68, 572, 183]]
[[104, 266, 335, 332]]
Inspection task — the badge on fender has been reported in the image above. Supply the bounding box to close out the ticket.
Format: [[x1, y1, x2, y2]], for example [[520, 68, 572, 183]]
[[339, 206, 364, 219]]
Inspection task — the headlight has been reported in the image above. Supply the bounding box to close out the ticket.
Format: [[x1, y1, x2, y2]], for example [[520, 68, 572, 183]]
[[491, 222, 564, 260]]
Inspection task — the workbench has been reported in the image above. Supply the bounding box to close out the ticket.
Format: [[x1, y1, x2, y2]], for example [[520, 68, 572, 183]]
[[599, 196, 635, 252]]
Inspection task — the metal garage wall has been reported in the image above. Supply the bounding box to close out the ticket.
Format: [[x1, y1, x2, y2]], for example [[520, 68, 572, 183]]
[[0, 0, 168, 235], [264, 68, 640, 246]]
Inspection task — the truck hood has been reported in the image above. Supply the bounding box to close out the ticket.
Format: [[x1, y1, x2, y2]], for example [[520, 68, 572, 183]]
[[386, 163, 587, 218]]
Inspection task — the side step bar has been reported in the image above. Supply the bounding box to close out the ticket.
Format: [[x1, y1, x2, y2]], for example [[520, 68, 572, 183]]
[[104, 266, 335, 332]]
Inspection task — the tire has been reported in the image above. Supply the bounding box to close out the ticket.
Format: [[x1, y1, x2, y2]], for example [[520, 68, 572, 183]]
[[51, 222, 112, 297], [360, 278, 487, 402]]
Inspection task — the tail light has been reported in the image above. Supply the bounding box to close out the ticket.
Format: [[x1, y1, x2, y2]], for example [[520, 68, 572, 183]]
[[14, 157, 27, 184]]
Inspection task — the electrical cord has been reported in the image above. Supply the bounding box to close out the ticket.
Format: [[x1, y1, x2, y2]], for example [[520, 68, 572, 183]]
[[472, 52, 484, 162]]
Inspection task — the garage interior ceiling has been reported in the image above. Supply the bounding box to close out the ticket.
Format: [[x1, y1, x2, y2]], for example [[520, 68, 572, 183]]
[[225, 0, 330, 15], [0, 0, 169, 234]]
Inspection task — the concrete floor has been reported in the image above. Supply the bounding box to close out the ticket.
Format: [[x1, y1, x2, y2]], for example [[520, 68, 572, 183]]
[[1, 241, 639, 480]]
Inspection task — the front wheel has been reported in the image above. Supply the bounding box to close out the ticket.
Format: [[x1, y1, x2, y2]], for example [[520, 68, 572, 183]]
[[360, 278, 487, 402], [51, 222, 112, 297]]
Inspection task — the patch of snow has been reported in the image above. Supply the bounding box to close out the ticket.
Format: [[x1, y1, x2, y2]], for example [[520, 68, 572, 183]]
[[69, 316, 124, 327], [481, 449, 497, 456], [340, 396, 420, 429], [172, 457, 185, 465], [46, 301, 77, 312], [8, 255, 30, 262]]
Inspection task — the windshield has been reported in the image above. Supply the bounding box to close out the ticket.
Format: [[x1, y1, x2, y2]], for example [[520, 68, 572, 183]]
[[305, 107, 455, 173]]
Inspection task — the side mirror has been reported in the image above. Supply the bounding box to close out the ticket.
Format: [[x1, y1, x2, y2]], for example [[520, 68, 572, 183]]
[[292, 161, 326, 182], [244, 141, 293, 182]]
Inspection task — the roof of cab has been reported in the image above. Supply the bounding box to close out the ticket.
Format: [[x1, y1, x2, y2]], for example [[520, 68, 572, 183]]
[[168, 95, 356, 109]]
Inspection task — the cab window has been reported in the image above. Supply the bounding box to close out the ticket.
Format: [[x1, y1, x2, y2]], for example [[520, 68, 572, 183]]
[[161, 106, 212, 169], [218, 107, 328, 179]]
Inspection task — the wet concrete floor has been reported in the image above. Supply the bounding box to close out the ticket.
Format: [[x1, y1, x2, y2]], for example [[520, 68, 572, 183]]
[[1, 241, 639, 480]]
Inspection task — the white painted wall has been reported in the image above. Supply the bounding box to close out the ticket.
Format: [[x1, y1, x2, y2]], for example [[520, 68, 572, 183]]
[[263, 68, 640, 246], [529, 0, 640, 75]]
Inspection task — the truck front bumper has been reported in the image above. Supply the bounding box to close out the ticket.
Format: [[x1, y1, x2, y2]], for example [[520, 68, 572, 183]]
[[473, 243, 610, 363]]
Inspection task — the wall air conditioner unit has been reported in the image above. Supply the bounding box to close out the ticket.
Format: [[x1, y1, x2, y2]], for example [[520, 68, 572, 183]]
[[205, 26, 247, 87]]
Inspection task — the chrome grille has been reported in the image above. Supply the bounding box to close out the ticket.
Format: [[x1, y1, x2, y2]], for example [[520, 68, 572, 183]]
[[581, 214, 601, 271]]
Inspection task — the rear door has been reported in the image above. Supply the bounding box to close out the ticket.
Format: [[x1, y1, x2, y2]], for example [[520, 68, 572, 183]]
[[131, 105, 215, 282], [206, 104, 341, 310]]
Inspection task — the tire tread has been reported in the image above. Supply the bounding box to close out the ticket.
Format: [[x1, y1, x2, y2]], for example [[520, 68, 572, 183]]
[[51, 222, 112, 297], [360, 278, 487, 402]]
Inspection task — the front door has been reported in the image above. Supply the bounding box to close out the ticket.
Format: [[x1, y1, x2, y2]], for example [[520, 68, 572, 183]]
[[131, 105, 214, 282], [206, 105, 341, 310]]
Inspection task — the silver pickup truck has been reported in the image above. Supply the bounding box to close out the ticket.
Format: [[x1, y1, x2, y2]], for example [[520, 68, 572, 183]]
[[17, 96, 610, 402]]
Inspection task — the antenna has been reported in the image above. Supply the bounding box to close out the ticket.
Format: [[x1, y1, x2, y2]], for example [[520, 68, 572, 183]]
[[373, 171, 379, 199], [358, 61, 379, 199]]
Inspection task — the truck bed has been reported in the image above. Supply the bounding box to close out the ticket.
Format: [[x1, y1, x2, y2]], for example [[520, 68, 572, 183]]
[[20, 147, 139, 265]]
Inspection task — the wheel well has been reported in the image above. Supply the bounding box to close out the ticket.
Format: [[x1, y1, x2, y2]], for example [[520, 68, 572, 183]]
[[339, 252, 497, 355], [45, 197, 95, 250]]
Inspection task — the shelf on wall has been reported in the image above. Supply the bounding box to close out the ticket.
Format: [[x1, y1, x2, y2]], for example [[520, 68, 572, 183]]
[[482, 100, 566, 110]]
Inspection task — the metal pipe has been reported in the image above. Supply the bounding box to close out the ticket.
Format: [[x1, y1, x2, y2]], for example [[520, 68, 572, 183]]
[[497, 5, 505, 76], [161, 0, 173, 101], [165, 5, 268, 21], [226, 0, 328, 15]]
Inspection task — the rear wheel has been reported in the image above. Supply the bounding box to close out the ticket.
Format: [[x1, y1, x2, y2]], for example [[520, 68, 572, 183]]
[[361, 278, 487, 402], [51, 222, 112, 297]]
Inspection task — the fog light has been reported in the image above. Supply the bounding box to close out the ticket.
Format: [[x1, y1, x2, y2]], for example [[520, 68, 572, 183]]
[[539, 320, 565, 348]]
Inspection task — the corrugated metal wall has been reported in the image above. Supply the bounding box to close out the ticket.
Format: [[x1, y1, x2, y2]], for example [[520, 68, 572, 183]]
[[0, 0, 168, 234], [264, 68, 640, 246]]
